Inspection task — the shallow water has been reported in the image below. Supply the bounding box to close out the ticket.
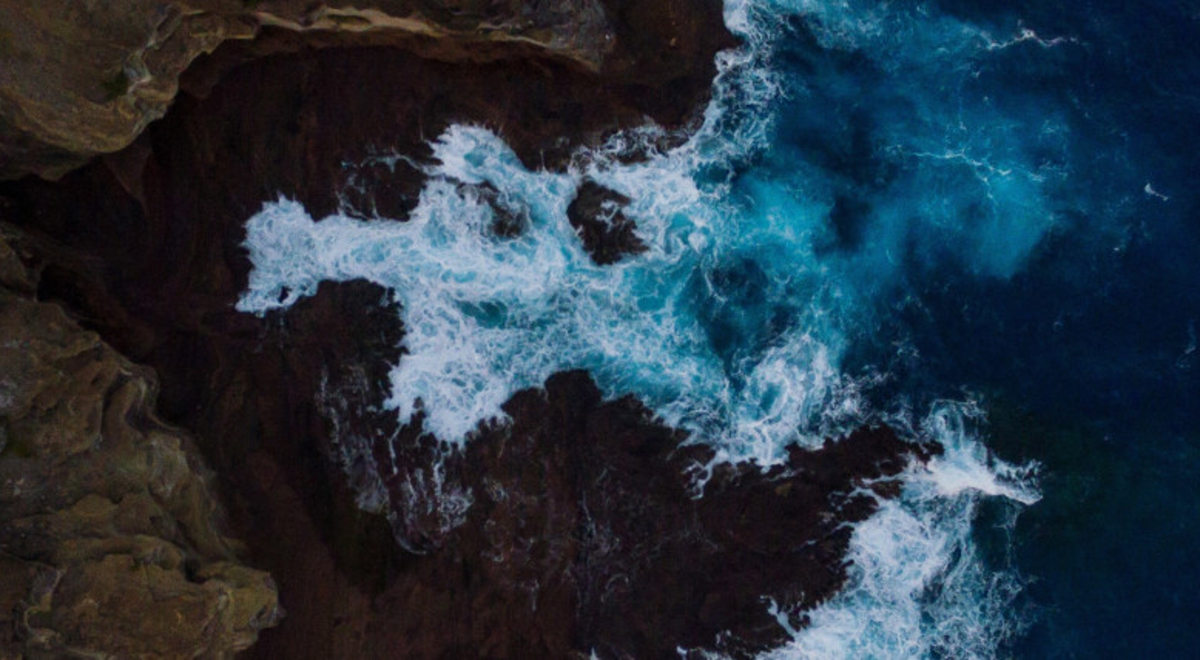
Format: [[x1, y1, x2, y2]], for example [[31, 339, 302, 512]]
[[238, 0, 1200, 656]]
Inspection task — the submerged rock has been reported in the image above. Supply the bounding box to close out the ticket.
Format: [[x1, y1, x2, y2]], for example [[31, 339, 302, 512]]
[[0, 229, 281, 658]]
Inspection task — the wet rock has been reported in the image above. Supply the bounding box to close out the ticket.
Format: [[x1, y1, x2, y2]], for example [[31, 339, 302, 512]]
[[374, 370, 934, 658], [0, 229, 281, 659], [470, 181, 533, 238], [339, 156, 428, 221], [567, 178, 647, 264]]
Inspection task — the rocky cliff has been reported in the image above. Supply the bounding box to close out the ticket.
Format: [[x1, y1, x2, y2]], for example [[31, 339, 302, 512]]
[[0, 228, 281, 658], [0, 0, 730, 180]]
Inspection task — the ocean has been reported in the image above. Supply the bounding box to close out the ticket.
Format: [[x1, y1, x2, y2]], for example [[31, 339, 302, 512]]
[[235, 0, 1200, 656]]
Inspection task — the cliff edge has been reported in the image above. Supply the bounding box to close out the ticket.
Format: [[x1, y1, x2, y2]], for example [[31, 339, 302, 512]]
[[0, 229, 281, 658], [0, 0, 731, 179]]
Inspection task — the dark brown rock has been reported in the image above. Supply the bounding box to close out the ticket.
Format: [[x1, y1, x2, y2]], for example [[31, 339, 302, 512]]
[[567, 179, 647, 264], [256, 364, 932, 658], [0, 4, 937, 657]]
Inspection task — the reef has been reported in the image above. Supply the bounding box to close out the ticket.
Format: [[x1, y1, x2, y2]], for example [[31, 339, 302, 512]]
[[0, 0, 938, 656]]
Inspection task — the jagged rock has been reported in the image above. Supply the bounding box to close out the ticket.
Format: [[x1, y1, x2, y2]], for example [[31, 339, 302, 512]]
[[0, 229, 281, 659], [331, 370, 936, 658], [567, 179, 647, 264], [0, 0, 733, 180]]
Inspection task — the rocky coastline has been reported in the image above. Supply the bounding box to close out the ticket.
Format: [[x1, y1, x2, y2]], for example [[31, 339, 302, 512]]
[[1, 1, 937, 657]]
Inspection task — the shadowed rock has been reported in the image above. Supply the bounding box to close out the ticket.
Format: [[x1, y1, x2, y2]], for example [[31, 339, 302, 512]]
[[358, 370, 935, 658], [567, 179, 648, 264], [0, 229, 281, 659]]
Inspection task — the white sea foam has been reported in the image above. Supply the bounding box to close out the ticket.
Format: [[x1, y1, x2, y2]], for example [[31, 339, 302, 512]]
[[237, 0, 1052, 655], [760, 403, 1038, 660]]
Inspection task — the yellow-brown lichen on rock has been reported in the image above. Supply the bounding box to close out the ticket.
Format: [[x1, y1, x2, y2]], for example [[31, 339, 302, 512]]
[[0, 0, 615, 180], [0, 227, 281, 659]]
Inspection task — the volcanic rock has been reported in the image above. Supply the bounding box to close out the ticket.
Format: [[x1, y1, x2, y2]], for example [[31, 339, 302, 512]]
[[567, 178, 647, 264]]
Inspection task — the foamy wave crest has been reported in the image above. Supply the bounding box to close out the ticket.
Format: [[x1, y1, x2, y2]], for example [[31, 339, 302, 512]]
[[761, 402, 1038, 659], [239, 113, 860, 458]]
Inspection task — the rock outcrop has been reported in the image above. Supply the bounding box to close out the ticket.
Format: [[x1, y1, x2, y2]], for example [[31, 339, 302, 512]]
[[0, 228, 281, 659], [315, 369, 934, 658], [567, 179, 648, 264], [0, 0, 734, 180], [0, 2, 741, 651]]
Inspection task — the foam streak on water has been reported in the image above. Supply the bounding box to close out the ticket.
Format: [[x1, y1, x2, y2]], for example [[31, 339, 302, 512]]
[[237, 0, 1053, 655], [761, 402, 1039, 659]]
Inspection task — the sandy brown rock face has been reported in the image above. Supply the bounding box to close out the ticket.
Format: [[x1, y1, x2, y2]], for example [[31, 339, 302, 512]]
[[0, 0, 729, 180], [0, 228, 280, 659], [0, 0, 553, 180]]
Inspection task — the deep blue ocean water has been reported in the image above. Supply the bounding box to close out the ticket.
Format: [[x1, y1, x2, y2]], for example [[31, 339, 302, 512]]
[[771, 0, 1200, 655], [238, 0, 1200, 656]]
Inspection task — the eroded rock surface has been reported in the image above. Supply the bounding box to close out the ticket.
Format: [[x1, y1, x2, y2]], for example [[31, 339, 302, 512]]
[[334, 370, 934, 658], [0, 0, 734, 179], [0, 229, 280, 659]]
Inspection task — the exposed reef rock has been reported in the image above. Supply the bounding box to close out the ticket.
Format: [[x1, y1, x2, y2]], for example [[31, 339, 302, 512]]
[[0, 0, 734, 179], [0, 229, 280, 658], [567, 179, 647, 264]]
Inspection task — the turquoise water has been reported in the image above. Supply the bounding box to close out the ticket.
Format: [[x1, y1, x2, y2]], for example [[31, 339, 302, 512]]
[[239, 0, 1200, 656]]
